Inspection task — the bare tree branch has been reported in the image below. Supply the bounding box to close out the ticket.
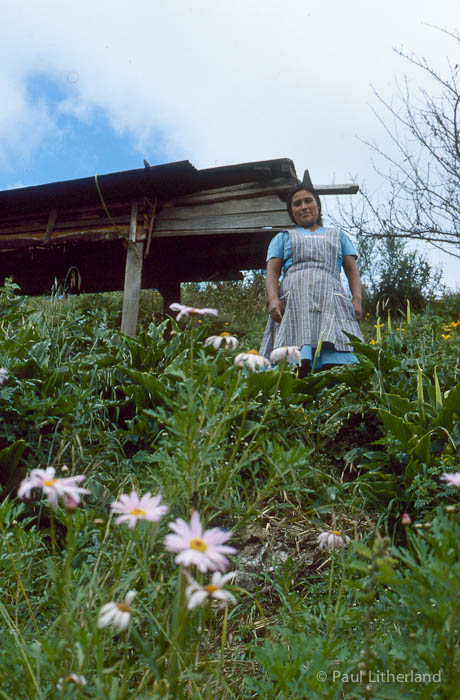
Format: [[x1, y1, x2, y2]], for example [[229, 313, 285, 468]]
[[340, 28, 460, 258]]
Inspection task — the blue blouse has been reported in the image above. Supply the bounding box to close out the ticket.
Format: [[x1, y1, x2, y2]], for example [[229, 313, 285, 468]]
[[266, 227, 358, 274]]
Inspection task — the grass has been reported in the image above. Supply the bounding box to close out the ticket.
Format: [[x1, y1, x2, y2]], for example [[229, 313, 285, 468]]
[[1, 278, 460, 698]]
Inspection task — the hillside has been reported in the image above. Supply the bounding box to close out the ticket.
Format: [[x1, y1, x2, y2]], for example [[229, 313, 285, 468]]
[[1, 278, 460, 699]]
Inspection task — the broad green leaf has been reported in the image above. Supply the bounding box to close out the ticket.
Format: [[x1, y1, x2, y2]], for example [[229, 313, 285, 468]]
[[120, 368, 167, 399], [374, 392, 414, 417], [247, 368, 278, 396], [377, 409, 418, 446], [434, 379, 460, 431], [0, 440, 27, 473], [433, 366, 443, 411], [404, 456, 424, 486], [279, 371, 295, 401]]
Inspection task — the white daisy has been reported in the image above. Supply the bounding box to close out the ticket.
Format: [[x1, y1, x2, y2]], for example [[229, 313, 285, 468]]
[[205, 332, 239, 350], [57, 674, 87, 690], [185, 571, 237, 610], [98, 591, 136, 631], [17, 467, 89, 508], [270, 346, 301, 364], [164, 511, 236, 573], [110, 491, 169, 529], [234, 350, 270, 371], [317, 530, 351, 552], [169, 303, 218, 321]]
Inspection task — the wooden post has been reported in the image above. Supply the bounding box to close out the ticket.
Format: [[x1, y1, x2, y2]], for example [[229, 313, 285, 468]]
[[44, 208, 58, 244], [302, 170, 313, 188], [121, 201, 143, 336], [158, 279, 181, 317]]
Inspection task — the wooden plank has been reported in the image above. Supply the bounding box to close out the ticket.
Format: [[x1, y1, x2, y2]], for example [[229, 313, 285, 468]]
[[314, 184, 359, 195], [0, 227, 131, 250], [155, 210, 292, 232], [121, 202, 143, 337], [181, 178, 358, 197], [165, 179, 296, 206], [152, 226, 288, 239], [163, 179, 357, 207], [0, 214, 132, 237], [157, 194, 289, 220], [179, 178, 294, 197]]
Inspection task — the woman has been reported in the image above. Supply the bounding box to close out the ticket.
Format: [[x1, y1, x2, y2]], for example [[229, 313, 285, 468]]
[[259, 184, 363, 375]]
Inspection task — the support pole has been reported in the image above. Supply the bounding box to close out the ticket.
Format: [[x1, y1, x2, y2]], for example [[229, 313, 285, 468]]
[[121, 201, 143, 336], [158, 279, 181, 318], [44, 208, 58, 244], [302, 169, 313, 188]]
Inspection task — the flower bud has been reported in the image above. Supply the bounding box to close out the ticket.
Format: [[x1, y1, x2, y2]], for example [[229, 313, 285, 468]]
[[63, 494, 79, 512]]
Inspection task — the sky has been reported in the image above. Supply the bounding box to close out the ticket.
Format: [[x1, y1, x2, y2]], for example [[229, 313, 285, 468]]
[[1, 0, 459, 287]]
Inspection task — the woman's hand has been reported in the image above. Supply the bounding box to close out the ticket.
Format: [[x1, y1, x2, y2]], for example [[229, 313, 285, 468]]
[[352, 297, 362, 321], [266, 257, 284, 323], [269, 298, 284, 323], [343, 255, 363, 322]]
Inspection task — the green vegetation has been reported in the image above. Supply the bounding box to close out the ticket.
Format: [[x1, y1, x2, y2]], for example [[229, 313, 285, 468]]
[[1, 276, 460, 699]]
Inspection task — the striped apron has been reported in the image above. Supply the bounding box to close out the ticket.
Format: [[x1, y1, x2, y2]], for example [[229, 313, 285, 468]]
[[259, 227, 363, 358]]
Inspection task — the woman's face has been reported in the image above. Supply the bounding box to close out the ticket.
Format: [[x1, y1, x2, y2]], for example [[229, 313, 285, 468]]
[[290, 189, 320, 228]]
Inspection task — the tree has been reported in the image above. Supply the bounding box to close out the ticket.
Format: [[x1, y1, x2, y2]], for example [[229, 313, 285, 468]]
[[355, 233, 443, 312], [342, 27, 460, 260]]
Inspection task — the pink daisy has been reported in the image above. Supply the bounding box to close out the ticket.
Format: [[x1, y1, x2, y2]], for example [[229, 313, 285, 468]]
[[164, 511, 236, 573], [169, 303, 218, 322], [17, 467, 89, 507], [110, 491, 169, 529], [441, 472, 460, 488]]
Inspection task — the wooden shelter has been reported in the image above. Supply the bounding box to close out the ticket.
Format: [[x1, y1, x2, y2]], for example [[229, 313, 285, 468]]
[[0, 158, 358, 335]]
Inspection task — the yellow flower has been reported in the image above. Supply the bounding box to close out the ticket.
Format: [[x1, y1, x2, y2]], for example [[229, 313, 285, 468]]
[[374, 323, 384, 328], [442, 334, 450, 340], [370, 339, 377, 345]]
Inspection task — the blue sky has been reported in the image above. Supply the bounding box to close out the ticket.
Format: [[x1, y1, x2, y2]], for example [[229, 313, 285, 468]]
[[3, 73, 169, 188], [1, 0, 459, 286]]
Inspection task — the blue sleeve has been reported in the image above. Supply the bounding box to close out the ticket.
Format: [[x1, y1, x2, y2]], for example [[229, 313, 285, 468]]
[[340, 231, 358, 258], [266, 231, 289, 262]]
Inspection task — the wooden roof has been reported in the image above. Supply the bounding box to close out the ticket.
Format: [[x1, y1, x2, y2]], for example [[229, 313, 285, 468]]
[[0, 158, 358, 296]]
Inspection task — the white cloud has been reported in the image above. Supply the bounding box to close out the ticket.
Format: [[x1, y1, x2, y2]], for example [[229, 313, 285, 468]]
[[2, 0, 458, 173], [1, 0, 459, 282]]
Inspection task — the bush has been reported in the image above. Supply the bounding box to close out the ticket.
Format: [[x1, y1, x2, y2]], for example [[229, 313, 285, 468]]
[[356, 234, 444, 313]]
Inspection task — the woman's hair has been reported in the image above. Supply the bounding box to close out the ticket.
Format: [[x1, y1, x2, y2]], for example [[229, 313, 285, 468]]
[[286, 184, 323, 226]]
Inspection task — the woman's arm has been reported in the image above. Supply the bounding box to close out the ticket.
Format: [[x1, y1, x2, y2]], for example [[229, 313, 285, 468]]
[[266, 257, 284, 323], [342, 255, 363, 321]]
